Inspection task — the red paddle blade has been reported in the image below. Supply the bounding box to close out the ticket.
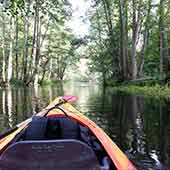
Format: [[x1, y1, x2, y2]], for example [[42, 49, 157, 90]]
[[62, 96, 78, 102]]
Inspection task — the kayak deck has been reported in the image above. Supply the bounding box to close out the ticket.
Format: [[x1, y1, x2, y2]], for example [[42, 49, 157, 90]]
[[0, 96, 136, 170]]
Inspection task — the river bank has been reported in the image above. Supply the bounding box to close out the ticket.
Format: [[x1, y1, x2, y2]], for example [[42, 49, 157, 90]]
[[112, 84, 170, 99], [0, 79, 66, 88]]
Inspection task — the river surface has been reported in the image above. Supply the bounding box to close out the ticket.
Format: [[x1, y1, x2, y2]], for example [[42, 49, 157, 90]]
[[0, 82, 170, 170]]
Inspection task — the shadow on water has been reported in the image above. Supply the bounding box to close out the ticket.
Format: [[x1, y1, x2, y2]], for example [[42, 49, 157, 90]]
[[85, 88, 170, 170], [0, 82, 170, 170]]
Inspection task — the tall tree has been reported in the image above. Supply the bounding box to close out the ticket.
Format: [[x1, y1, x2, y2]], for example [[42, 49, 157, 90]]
[[1, 1, 7, 83], [138, 0, 152, 77], [15, 13, 19, 80], [131, 0, 142, 80], [7, 16, 15, 84], [119, 0, 128, 80], [26, 0, 40, 85], [21, 13, 29, 82], [159, 0, 166, 80]]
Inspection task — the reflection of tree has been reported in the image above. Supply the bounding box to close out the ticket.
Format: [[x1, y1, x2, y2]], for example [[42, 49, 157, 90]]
[[32, 85, 41, 114], [7, 87, 14, 128], [14, 89, 18, 124], [48, 86, 53, 102], [86, 88, 170, 169], [0, 85, 66, 133], [56, 81, 64, 96], [133, 97, 170, 169], [1, 88, 17, 131], [159, 99, 170, 167], [129, 96, 145, 154], [21, 87, 28, 120], [1, 90, 9, 132]]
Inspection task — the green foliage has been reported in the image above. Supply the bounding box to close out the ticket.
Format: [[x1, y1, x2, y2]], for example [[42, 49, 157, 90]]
[[10, 79, 25, 86], [0, 0, 79, 85], [86, 1, 120, 82], [113, 84, 170, 99], [1, 0, 170, 86], [85, 0, 170, 84]]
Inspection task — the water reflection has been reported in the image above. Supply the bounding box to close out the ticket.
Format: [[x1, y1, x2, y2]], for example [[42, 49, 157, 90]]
[[0, 82, 170, 169]]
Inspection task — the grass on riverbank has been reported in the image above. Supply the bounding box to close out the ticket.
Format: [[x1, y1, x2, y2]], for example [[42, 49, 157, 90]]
[[0, 79, 65, 87], [112, 84, 170, 99], [40, 80, 70, 86], [40, 80, 61, 86]]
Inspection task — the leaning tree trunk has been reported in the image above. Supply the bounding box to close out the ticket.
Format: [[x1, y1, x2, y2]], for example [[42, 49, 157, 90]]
[[2, 10, 6, 83], [26, 0, 40, 86], [7, 16, 15, 84], [34, 17, 50, 85]]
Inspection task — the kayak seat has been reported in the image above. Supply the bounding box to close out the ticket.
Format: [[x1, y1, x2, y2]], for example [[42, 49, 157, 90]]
[[0, 139, 101, 170], [10, 116, 114, 169]]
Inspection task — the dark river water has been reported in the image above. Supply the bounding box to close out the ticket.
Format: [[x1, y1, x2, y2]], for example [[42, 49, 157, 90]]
[[0, 82, 170, 170]]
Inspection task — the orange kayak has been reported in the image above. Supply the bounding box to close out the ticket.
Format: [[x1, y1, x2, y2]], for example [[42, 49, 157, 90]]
[[0, 96, 136, 170]]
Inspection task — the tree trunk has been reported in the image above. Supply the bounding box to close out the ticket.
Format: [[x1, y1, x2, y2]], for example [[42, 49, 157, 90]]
[[39, 69, 46, 84], [21, 14, 28, 82], [7, 16, 15, 84], [57, 57, 60, 80], [60, 62, 67, 80], [39, 59, 50, 84], [160, 31, 166, 79], [96, 8, 106, 83], [2, 10, 6, 83], [34, 58, 40, 86], [15, 14, 19, 80], [102, 71, 106, 87], [48, 57, 53, 79], [26, 0, 40, 85], [119, 0, 128, 81], [138, 30, 148, 77], [33, 16, 41, 86], [102, 0, 119, 79], [138, 0, 152, 77], [27, 0, 38, 81], [159, 0, 165, 80], [102, 0, 113, 37], [131, 0, 138, 80]]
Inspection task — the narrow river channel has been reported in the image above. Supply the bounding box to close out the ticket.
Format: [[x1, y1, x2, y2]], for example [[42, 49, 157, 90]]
[[0, 82, 170, 170]]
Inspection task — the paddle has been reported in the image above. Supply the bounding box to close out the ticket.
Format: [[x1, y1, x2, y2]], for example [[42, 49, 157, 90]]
[[0, 96, 77, 140]]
